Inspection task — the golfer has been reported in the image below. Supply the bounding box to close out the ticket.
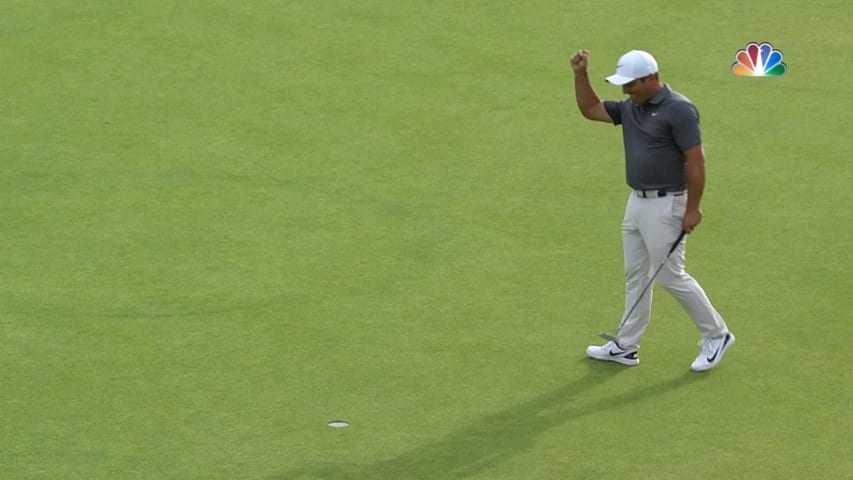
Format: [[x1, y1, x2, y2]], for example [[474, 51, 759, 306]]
[[570, 49, 735, 371]]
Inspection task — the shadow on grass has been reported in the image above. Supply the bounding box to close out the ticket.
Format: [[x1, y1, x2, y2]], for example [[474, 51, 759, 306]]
[[274, 360, 705, 479]]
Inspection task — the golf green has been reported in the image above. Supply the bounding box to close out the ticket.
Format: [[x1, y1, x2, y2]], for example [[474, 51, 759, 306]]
[[1, 1, 850, 478]]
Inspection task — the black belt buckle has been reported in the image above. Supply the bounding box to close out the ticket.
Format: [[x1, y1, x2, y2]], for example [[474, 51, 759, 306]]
[[636, 189, 676, 198], [638, 189, 664, 198]]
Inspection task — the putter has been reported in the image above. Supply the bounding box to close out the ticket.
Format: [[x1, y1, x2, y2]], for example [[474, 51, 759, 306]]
[[600, 230, 687, 343]]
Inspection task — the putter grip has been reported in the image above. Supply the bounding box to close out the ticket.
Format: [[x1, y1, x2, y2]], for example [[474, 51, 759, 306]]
[[668, 231, 687, 256]]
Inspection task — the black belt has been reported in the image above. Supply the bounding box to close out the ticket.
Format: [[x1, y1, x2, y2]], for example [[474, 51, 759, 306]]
[[633, 189, 685, 198]]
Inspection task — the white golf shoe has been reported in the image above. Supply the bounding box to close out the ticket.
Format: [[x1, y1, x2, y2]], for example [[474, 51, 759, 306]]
[[586, 341, 639, 366], [691, 332, 736, 372]]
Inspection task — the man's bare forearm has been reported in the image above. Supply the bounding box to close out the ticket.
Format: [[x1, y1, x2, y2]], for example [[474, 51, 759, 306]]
[[685, 150, 705, 211], [574, 71, 602, 117]]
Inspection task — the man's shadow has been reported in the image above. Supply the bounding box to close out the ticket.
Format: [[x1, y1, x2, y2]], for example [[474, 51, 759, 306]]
[[273, 360, 705, 479]]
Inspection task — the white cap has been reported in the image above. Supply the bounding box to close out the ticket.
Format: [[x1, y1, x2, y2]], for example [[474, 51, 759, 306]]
[[605, 50, 659, 85]]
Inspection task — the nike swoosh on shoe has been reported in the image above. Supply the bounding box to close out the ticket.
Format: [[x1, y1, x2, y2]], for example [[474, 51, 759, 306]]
[[706, 334, 731, 362]]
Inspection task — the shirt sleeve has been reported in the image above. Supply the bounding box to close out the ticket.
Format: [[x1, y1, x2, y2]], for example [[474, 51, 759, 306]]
[[603, 100, 622, 125], [670, 102, 702, 150]]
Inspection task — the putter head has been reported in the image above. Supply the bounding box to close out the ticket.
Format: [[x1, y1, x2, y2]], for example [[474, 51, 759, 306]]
[[599, 332, 619, 342]]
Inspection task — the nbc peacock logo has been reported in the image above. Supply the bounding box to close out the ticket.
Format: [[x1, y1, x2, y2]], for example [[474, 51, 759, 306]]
[[732, 42, 787, 77]]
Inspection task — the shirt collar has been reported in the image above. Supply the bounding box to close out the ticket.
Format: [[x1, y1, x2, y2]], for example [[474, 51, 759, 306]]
[[647, 84, 671, 105]]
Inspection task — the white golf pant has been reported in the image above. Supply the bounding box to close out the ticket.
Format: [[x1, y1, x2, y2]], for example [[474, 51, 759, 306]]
[[616, 191, 729, 349]]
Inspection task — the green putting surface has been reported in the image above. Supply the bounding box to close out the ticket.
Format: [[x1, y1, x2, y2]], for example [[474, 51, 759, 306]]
[[1, 1, 850, 478]]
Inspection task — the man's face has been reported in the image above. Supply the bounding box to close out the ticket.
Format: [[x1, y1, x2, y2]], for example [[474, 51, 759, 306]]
[[621, 75, 655, 104]]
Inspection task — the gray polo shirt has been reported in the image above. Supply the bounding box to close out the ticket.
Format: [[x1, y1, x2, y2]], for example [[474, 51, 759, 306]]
[[603, 85, 701, 191]]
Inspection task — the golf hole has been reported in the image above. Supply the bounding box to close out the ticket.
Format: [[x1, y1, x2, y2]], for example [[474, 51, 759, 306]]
[[328, 420, 349, 428]]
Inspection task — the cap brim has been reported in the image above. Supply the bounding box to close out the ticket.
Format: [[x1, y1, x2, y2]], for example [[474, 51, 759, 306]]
[[605, 74, 635, 85]]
